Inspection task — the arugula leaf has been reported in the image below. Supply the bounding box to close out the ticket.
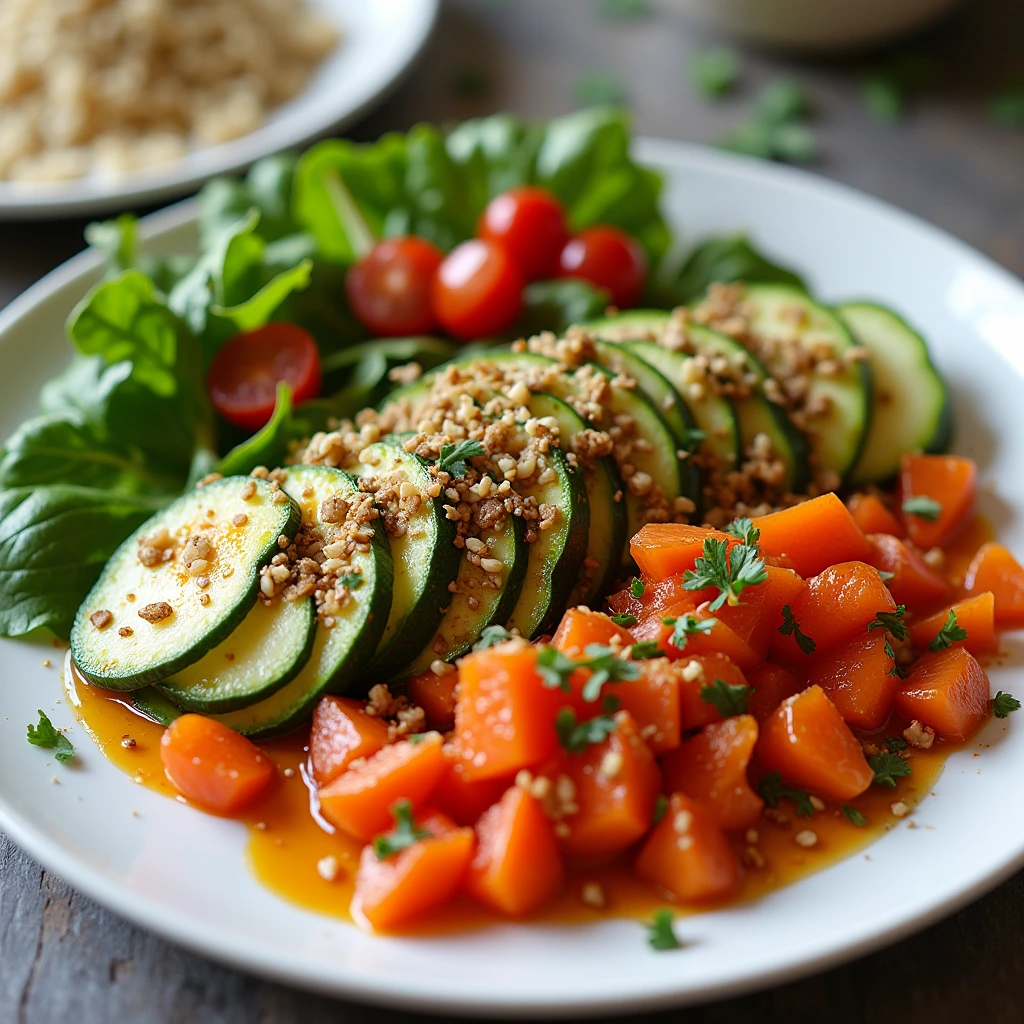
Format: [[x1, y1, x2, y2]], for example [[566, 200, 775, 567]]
[[868, 605, 909, 641], [724, 517, 759, 546], [683, 536, 767, 611], [215, 384, 294, 477], [473, 624, 513, 650], [630, 578, 645, 599], [901, 496, 941, 522], [758, 771, 815, 817], [779, 604, 816, 655], [993, 691, 1021, 718], [928, 608, 968, 652], [372, 800, 431, 860], [438, 439, 486, 477], [630, 639, 662, 660], [690, 48, 740, 98], [699, 678, 751, 717], [646, 909, 681, 951], [869, 752, 912, 787], [664, 613, 717, 651], [610, 612, 637, 628], [536, 643, 639, 701], [27, 710, 74, 763], [842, 805, 866, 827], [555, 708, 617, 754]]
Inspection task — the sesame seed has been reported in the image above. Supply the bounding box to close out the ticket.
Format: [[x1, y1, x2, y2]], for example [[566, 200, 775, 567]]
[[794, 830, 818, 848], [891, 801, 910, 818], [809, 795, 826, 812], [317, 855, 341, 882]]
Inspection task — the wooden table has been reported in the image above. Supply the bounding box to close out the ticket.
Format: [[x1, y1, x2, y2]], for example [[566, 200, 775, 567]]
[[3, 1, 1024, 1020]]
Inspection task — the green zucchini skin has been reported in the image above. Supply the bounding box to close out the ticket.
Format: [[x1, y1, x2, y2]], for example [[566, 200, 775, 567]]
[[839, 301, 952, 484], [70, 477, 300, 690]]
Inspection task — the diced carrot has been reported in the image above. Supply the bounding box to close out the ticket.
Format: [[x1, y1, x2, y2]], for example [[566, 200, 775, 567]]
[[769, 561, 897, 663], [352, 817, 475, 931], [453, 641, 564, 782], [635, 793, 740, 902], [160, 714, 274, 814], [678, 653, 750, 731], [865, 533, 951, 611], [318, 732, 447, 841], [746, 662, 803, 723], [559, 711, 662, 860], [616, 659, 681, 755], [552, 606, 634, 654], [630, 523, 734, 580], [848, 493, 904, 538], [910, 592, 996, 655], [466, 787, 563, 916], [752, 493, 871, 578], [661, 716, 763, 831], [607, 574, 678, 621], [756, 685, 873, 802], [760, 565, 809, 629], [894, 647, 991, 741], [433, 743, 509, 826], [899, 453, 976, 549], [809, 632, 899, 731], [309, 696, 391, 787], [963, 543, 1024, 627], [406, 670, 458, 731]]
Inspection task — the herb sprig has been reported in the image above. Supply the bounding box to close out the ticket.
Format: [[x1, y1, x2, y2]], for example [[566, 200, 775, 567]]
[[555, 709, 617, 755], [758, 771, 814, 817], [683, 537, 767, 611], [26, 710, 74, 763], [869, 752, 912, 787], [994, 691, 1021, 718], [778, 604, 816, 655], [700, 678, 752, 717], [902, 495, 942, 522], [662, 613, 717, 651], [868, 605, 909, 641], [437, 439, 486, 478], [646, 909, 682, 951], [372, 800, 430, 860], [536, 643, 639, 702], [928, 608, 968, 652]]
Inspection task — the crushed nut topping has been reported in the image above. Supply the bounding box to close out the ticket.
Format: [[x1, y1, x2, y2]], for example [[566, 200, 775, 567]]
[[138, 601, 173, 623], [89, 609, 113, 630]]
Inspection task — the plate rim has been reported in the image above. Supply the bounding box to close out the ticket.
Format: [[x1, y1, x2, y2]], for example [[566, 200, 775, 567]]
[[2, 138, 1024, 1016]]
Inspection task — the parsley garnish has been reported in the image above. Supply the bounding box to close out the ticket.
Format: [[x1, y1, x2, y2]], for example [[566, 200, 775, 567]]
[[26, 710, 74, 763], [882, 636, 907, 678], [438, 439, 486, 478], [928, 608, 968, 652], [842, 805, 866, 827], [536, 644, 639, 702], [646, 909, 682, 951], [901, 495, 942, 522], [877, 569, 895, 581], [652, 794, 669, 826], [555, 709, 617, 755], [690, 48, 740, 98], [884, 736, 908, 752], [700, 678, 751, 717], [372, 800, 430, 860], [869, 752, 912, 787], [610, 612, 637, 628], [661, 613, 717, 651], [993, 691, 1021, 718], [683, 537, 767, 611], [868, 604, 909, 641], [338, 572, 363, 590], [602, 694, 622, 713], [724, 516, 760, 546], [630, 639, 663, 661], [778, 604, 816, 655], [630, 578, 645, 599], [758, 771, 815, 817], [473, 624, 512, 650]]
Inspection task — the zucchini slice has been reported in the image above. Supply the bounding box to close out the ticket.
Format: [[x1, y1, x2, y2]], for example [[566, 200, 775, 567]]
[[70, 477, 300, 689], [157, 596, 316, 713], [354, 439, 461, 680], [839, 302, 952, 484]]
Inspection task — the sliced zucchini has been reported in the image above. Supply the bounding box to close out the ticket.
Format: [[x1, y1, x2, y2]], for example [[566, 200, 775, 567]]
[[131, 686, 181, 726], [354, 439, 461, 680], [737, 284, 871, 484], [582, 310, 673, 341], [839, 302, 952, 484], [71, 477, 300, 690], [157, 596, 316, 713]]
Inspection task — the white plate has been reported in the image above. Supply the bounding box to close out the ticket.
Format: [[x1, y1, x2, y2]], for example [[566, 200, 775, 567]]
[[2, 140, 1024, 1017], [0, 0, 438, 219]]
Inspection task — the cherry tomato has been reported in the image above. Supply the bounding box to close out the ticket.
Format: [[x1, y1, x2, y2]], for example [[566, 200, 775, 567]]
[[431, 239, 524, 341], [478, 186, 569, 281], [345, 236, 444, 337], [207, 323, 321, 432], [557, 226, 648, 308]]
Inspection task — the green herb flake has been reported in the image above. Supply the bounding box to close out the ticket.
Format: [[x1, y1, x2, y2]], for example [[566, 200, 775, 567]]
[[652, 793, 669, 826], [338, 572, 363, 590], [669, 613, 717, 651], [758, 771, 815, 817], [778, 604, 816, 655], [646, 908, 682, 951], [690, 48, 740, 98], [869, 752, 912, 788], [26, 710, 74, 763], [724, 516, 760, 547], [372, 799, 430, 860], [556, 708, 618, 755], [630, 639, 663, 661], [683, 536, 767, 611], [884, 736, 908, 752], [868, 604, 909, 641], [537, 643, 639, 702], [901, 495, 942, 522], [842, 804, 866, 827], [610, 612, 638, 628], [438, 439, 486, 478], [993, 691, 1021, 719], [883, 636, 907, 678], [573, 72, 627, 108], [630, 578, 646, 599], [602, 694, 622, 714], [928, 608, 968, 652], [699, 677, 751, 717], [473, 624, 513, 650]]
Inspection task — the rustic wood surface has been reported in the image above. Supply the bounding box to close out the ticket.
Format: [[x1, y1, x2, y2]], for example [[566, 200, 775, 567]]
[[3, 0, 1024, 1020]]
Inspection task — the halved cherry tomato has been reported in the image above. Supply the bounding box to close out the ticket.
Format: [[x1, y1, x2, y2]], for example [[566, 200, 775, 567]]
[[345, 236, 443, 336], [431, 239, 524, 340], [207, 323, 321, 432], [557, 226, 647, 308], [478, 187, 569, 281]]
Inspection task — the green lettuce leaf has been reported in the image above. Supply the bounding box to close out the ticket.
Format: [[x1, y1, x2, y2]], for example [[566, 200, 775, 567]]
[[215, 383, 294, 477]]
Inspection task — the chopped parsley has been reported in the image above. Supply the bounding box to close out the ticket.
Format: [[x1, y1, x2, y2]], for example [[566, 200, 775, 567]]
[[699, 678, 751, 717], [883, 637, 906, 678], [683, 536, 767, 611], [602, 694, 622, 713], [630, 639, 663, 661], [536, 643, 639, 702], [437, 439, 486, 478], [555, 709, 617, 755], [662, 613, 717, 651], [630, 577, 645, 599], [758, 771, 815, 817], [652, 793, 669, 826], [884, 736, 908, 752], [473, 624, 512, 650], [778, 604, 816, 655], [724, 516, 760, 547], [646, 909, 682, 951], [928, 608, 968, 652], [901, 495, 942, 522], [868, 605, 909, 642], [993, 691, 1021, 719], [869, 752, 912, 787], [842, 805, 866, 827], [610, 612, 638, 628], [338, 572, 364, 590], [372, 800, 430, 860], [26, 710, 74, 763], [690, 47, 740, 98]]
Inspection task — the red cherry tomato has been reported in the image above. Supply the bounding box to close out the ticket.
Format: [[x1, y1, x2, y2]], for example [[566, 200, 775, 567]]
[[207, 323, 321, 432], [431, 239, 524, 341], [478, 186, 569, 281], [557, 226, 648, 308], [345, 236, 444, 337]]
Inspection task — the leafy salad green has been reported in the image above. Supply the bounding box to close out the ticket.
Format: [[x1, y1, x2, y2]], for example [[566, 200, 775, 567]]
[[0, 106, 802, 642]]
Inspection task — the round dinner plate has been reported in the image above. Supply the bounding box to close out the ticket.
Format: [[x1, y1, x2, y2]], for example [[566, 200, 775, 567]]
[[2, 140, 1024, 1017], [0, 0, 438, 219]]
